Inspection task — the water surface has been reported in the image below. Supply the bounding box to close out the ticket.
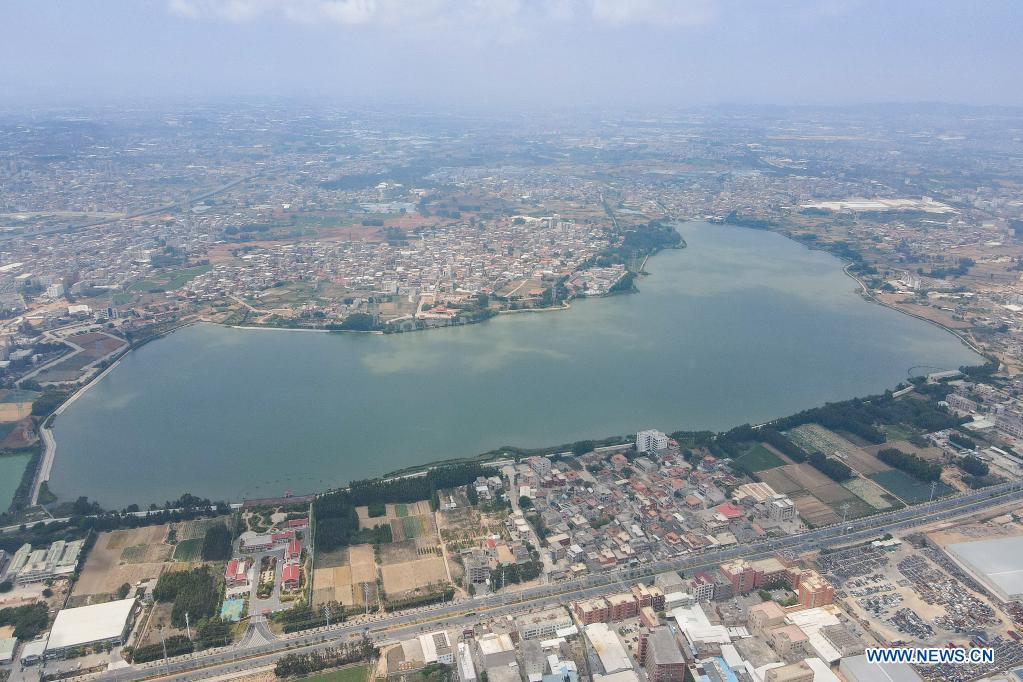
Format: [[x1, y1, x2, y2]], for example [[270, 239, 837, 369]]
[[0, 454, 30, 510], [50, 222, 981, 508]]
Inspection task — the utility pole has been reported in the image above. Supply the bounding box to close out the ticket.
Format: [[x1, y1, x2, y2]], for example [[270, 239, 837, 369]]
[[324, 603, 330, 628], [364, 582, 371, 615], [185, 612, 191, 642], [929, 480, 938, 503], [841, 503, 850, 527], [159, 625, 168, 663]]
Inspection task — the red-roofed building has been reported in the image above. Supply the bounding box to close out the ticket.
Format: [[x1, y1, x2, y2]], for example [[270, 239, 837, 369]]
[[715, 503, 743, 520], [287, 518, 309, 529], [280, 564, 298, 588], [272, 530, 295, 544], [225, 558, 251, 587], [287, 540, 302, 560]]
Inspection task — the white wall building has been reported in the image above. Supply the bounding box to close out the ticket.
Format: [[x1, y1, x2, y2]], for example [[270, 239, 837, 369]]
[[636, 429, 669, 453]]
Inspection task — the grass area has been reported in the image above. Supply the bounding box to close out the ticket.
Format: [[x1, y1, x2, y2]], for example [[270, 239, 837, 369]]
[[869, 470, 953, 504], [880, 424, 916, 441], [0, 389, 39, 404], [300, 664, 371, 682], [172, 538, 204, 562], [127, 264, 212, 292], [733, 443, 785, 473], [112, 293, 132, 305], [394, 504, 409, 518], [400, 516, 424, 539], [120, 544, 150, 564]]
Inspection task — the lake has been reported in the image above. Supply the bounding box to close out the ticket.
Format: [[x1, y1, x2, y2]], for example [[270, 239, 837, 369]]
[[0, 453, 31, 511], [49, 222, 981, 508]]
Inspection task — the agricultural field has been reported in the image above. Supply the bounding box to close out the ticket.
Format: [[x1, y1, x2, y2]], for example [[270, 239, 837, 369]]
[[73, 518, 224, 599], [843, 478, 902, 511], [870, 470, 954, 504], [380, 556, 448, 596], [757, 463, 879, 526], [302, 664, 371, 682], [34, 332, 127, 383], [733, 444, 785, 473], [356, 500, 433, 531], [317, 499, 452, 607], [73, 525, 172, 598], [0, 388, 38, 449], [312, 544, 378, 609], [788, 423, 891, 475], [172, 538, 204, 562]]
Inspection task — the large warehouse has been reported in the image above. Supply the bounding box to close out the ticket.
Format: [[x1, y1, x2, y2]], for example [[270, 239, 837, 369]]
[[45, 598, 138, 657], [945, 535, 1023, 602]]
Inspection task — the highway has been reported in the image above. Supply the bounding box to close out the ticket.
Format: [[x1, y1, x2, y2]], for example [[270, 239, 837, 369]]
[[95, 479, 1023, 681]]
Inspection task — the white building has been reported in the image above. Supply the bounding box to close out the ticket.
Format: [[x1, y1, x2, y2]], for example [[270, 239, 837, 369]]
[[767, 496, 796, 523], [636, 429, 669, 454], [46, 598, 138, 657], [456, 641, 477, 682], [584, 623, 632, 674], [516, 606, 573, 640], [419, 631, 454, 665], [526, 456, 552, 478]]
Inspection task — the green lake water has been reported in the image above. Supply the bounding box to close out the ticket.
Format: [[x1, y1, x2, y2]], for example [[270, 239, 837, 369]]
[[49, 222, 981, 508], [0, 453, 30, 510]]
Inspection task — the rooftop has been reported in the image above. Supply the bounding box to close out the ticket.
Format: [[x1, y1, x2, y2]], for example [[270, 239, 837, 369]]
[[47, 598, 136, 652]]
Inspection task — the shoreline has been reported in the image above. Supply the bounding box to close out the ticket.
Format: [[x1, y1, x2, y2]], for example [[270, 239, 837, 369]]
[[838, 261, 986, 360], [33, 223, 990, 511]]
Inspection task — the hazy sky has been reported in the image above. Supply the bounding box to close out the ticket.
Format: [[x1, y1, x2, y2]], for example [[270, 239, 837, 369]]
[[2, 0, 1021, 108]]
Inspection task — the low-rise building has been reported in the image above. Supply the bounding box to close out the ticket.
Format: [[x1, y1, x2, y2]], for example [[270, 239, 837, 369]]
[[516, 606, 573, 641], [46, 598, 138, 658], [419, 631, 454, 665]]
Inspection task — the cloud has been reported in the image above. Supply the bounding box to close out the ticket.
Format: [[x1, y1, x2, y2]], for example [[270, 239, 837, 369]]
[[166, 0, 719, 30]]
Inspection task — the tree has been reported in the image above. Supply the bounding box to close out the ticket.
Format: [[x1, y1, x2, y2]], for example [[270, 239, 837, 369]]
[[200, 523, 233, 561], [571, 440, 595, 456], [877, 448, 941, 482], [117, 583, 131, 599], [337, 313, 377, 331], [518, 496, 533, 509], [958, 455, 989, 477]]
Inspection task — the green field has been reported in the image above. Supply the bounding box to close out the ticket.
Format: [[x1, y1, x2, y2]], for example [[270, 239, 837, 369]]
[[120, 544, 150, 563], [127, 264, 212, 292], [400, 516, 425, 539], [172, 538, 204, 562], [869, 470, 953, 504], [394, 504, 409, 518], [0, 389, 39, 404], [733, 443, 785, 473], [880, 424, 916, 441], [300, 664, 371, 682]]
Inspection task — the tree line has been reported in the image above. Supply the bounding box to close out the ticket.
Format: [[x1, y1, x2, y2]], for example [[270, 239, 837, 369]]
[[807, 451, 853, 481], [314, 463, 491, 551], [877, 448, 942, 482], [274, 638, 378, 679], [154, 566, 219, 628]]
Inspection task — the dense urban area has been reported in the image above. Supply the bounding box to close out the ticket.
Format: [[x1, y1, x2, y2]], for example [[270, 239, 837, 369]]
[[2, 104, 1023, 682]]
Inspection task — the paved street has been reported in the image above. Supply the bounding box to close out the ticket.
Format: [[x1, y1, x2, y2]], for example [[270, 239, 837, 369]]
[[95, 480, 1023, 681]]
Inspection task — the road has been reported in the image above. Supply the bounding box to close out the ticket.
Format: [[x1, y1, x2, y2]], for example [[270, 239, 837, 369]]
[[94, 479, 1023, 681]]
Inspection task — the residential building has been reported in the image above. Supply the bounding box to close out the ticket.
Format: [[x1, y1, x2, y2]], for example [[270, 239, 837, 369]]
[[796, 571, 834, 609], [636, 430, 669, 453], [765, 661, 815, 682], [645, 627, 686, 682]]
